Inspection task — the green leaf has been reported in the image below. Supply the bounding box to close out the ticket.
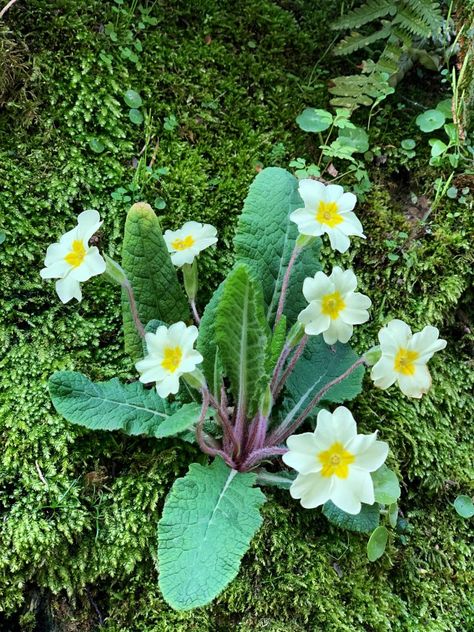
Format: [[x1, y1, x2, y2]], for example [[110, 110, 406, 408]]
[[436, 98, 453, 119], [453, 495, 474, 519], [401, 138, 416, 150], [296, 108, 333, 133], [429, 139, 447, 157], [158, 458, 266, 610], [121, 203, 189, 360], [129, 108, 144, 125], [197, 282, 225, 397], [49, 371, 200, 438], [416, 109, 445, 133], [234, 167, 321, 325], [89, 138, 105, 153], [265, 315, 287, 374], [323, 501, 380, 534], [0, 231, 5, 245], [388, 503, 398, 528], [337, 126, 369, 153], [215, 265, 270, 417], [124, 89, 143, 108], [283, 336, 365, 422], [367, 525, 389, 561], [372, 465, 401, 505]]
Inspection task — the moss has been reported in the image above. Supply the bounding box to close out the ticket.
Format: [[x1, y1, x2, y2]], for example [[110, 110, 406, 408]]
[[0, 0, 473, 629]]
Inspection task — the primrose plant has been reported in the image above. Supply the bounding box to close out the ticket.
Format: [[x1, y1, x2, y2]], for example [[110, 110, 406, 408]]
[[41, 168, 446, 611]]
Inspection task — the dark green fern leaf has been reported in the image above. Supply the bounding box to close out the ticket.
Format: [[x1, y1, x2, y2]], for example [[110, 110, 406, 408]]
[[334, 24, 391, 56], [333, 0, 395, 30]]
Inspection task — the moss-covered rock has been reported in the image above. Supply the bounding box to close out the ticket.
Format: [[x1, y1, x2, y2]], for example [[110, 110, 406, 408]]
[[0, 1, 472, 630]]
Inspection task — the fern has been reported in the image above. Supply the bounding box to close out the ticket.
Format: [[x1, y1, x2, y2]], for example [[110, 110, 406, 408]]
[[333, 0, 395, 30], [330, 0, 445, 110]]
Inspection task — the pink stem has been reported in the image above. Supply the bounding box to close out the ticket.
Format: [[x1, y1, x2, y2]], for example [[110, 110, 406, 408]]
[[275, 246, 301, 325], [123, 280, 145, 338], [190, 299, 201, 325], [270, 343, 292, 394], [267, 357, 367, 446], [196, 389, 235, 468], [239, 446, 288, 472], [273, 334, 308, 399], [206, 387, 239, 453], [245, 413, 268, 454]]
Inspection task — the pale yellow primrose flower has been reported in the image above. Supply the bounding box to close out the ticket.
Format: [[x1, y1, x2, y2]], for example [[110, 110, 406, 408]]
[[135, 322, 203, 398], [371, 319, 446, 398], [40, 210, 106, 303], [283, 407, 388, 515], [290, 179, 365, 253], [298, 266, 371, 344], [164, 221, 217, 267]]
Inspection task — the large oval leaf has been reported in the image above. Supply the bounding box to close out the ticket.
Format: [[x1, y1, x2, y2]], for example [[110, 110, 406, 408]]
[[49, 371, 200, 438], [234, 168, 321, 326], [121, 203, 189, 360], [158, 458, 266, 610]]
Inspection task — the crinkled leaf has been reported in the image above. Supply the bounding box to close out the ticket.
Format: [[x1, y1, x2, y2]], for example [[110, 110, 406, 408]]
[[255, 469, 296, 489], [158, 458, 266, 610], [234, 167, 321, 326], [215, 265, 270, 417], [197, 282, 225, 397], [283, 336, 364, 422], [265, 314, 287, 374], [323, 501, 380, 534], [49, 371, 200, 438], [372, 465, 401, 505], [121, 203, 188, 360], [367, 525, 389, 561]]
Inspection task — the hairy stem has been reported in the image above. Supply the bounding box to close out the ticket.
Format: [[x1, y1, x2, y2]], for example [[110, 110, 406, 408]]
[[273, 334, 308, 399], [268, 357, 367, 446], [239, 446, 288, 472], [123, 280, 145, 338], [275, 246, 301, 326], [196, 389, 235, 468], [245, 412, 268, 454], [207, 387, 239, 453], [270, 343, 292, 394], [190, 299, 201, 325]]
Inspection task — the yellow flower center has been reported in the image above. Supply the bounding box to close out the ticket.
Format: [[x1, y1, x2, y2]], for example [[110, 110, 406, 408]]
[[318, 442, 355, 478], [171, 235, 196, 251], [161, 346, 183, 373], [321, 291, 346, 319], [394, 348, 419, 375], [64, 239, 86, 268], [316, 200, 343, 227]]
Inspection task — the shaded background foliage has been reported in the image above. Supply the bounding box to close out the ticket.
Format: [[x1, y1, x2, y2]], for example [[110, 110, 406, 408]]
[[0, 0, 472, 630]]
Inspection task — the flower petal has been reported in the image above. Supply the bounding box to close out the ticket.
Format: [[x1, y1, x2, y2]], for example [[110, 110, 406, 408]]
[[410, 326, 447, 363], [324, 184, 344, 203], [337, 192, 357, 212], [347, 433, 388, 471], [371, 358, 397, 389], [326, 229, 350, 253], [397, 364, 431, 398], [298, 179, 326, 208], [55, 276, 82, 303], [290, 472, 333, 509], [330, 469, 373, 514], [76, 210, 103, 242]]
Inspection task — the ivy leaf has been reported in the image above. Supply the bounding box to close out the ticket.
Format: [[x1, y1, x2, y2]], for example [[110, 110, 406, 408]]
[[49, 371, 200, 438], [283, 336, 364, 422], [323, 501, 380, 534], [367, 526, 389, 561], [372, 465, 401, 505], [215, 265, 270, 417], [234, 167, 321, 326], [296, 108, 333, 132], [121, 203, 189, 360], [158, 458, 266, 610]]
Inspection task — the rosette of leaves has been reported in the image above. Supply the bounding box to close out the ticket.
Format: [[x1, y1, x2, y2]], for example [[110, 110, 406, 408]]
[[329, 0, 445, 109], [48, 168, 398, 611]]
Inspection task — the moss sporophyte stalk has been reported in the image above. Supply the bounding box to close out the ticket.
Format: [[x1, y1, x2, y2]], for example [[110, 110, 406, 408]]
[[39, 169, 449, 611]]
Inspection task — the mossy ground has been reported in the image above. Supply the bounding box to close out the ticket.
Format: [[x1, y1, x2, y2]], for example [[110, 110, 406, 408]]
[[0, 1, 473, 630]]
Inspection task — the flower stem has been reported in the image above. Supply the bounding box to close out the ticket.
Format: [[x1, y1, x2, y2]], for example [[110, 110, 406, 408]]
[[273, 334, 308, 399], [123, 280, 145, 338], [270, 343, 292, 394], [190, 299, 201, 325], [196, 388, 235, 468], [206, 387, 239, 453], [239, 446, 288, 472], [275, 246, 301, 326], [267, 357, 367, 446]]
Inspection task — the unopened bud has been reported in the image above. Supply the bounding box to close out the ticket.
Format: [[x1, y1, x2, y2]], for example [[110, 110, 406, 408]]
[[259, 386, 273, 417], [287, 321, 305, 348], [104, 254, 128, 286], [182, 260, 199, 301], [183, 368, 206, 390], [296, 234, 317, 249]]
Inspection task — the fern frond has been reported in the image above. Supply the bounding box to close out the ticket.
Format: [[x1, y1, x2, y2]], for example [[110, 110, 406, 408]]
[[393, 6, 432, 39], [376, 39, 404, 74], [332, 0, 395, 31], [334, 24, 391, 56], [329, 72, 394, 109], [406, 0, 443, 32]]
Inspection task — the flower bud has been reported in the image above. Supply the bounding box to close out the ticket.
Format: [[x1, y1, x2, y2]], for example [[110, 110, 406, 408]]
[[259, 386, 273, 417], [183, 368, 206, 391], [182, 260, 199, 301], [287, 321, 305, 348], [103, 254, 128, 286], [364, 345, 382, 366]]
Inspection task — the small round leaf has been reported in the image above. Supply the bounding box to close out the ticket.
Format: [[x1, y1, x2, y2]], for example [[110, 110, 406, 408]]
[[416, 109, 445, 133], [296, 108, 333, 133], [454, 495, 474, 518], [124, 89, 143, 108], [338, 126, 369, 153], [401, 138, 416, 150], [436, 98, 453, 119], [367, 526, 389, 562], [89, 138, 105, 153], [129, 108, 144, 125]]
